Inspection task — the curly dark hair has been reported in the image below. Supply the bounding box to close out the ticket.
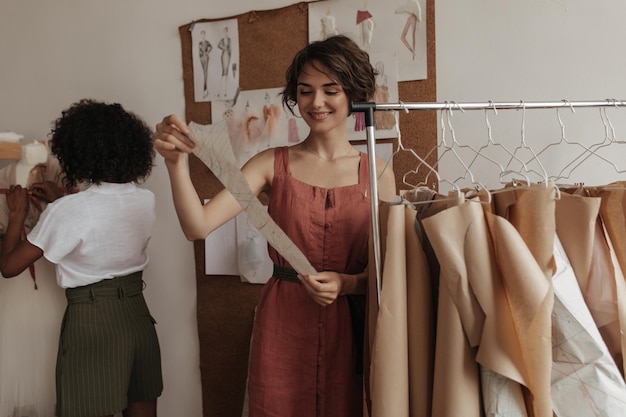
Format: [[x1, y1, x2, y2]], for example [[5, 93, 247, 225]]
[[281, 35, 377, 116], [49, 99, 155, 188]]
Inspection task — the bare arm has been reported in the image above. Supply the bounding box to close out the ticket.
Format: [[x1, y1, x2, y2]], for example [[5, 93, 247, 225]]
[[154, 114, 273, 240], [0, 186, 44, 277]]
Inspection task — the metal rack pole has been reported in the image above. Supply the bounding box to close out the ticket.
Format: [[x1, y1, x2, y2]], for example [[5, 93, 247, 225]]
[[350, 98, 626, 306], [364, 107, 381, 305], [372, 99, 626, 112]]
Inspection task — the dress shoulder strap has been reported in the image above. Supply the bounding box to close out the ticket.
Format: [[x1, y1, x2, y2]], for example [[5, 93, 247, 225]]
[[273, 146, 290, 177], [358, 152, 370, 185]]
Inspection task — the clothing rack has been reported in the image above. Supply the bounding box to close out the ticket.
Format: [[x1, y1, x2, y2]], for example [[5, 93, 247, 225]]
[[349, 99, 626, 305]]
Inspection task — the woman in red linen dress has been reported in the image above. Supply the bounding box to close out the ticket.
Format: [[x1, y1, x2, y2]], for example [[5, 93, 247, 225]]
[[154, 35, 396, 417]]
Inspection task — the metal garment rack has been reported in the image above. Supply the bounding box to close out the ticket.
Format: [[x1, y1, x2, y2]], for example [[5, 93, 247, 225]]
[[349, 99, 626, 305]]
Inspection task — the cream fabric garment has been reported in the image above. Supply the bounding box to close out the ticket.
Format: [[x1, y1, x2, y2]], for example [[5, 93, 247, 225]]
[[421, 196, 484, 417], [604, 224, 626, 380], [555, 190, 626, 377], [405, 205, 436, 417], [422, 200, 529, 417], [589, 183, 626, 376], [431, 271, 483, 417], [407, 189, 474, 417], [591, 184, 626, 275], [366, 191, 486, 417], [492, 183, 557, 279], [0, 157, 65, 417], [0, 259, 64, 417], [551, 235, 626, 416], [367, 203, 410, 417], [418, 184, 557, 417], [366, 181, 626, 417], [489, 184, 556, 417], [365, 200, 451, 417]]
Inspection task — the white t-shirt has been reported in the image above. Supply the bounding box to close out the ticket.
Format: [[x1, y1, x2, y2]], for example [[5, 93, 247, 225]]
[[28, 182, 155, 288]]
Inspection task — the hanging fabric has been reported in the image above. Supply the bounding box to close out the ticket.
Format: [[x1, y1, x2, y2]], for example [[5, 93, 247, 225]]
[[357, 98, 626, 417]]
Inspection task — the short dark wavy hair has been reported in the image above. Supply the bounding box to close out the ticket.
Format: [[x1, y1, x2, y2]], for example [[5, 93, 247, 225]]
[[49, 99, 155, 188], [281, 35, 377, 116]]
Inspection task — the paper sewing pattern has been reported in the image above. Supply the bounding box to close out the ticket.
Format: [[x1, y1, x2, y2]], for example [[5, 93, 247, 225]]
[[189, 121, 317, 276], [550, 236, 626, 416]]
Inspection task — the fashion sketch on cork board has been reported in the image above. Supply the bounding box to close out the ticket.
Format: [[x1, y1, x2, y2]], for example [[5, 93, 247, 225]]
[[308, 0, 427, 82], [191, 18, 240, 103], [211, 88, 309, 167]]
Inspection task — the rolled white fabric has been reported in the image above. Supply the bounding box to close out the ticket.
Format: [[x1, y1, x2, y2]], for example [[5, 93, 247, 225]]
[[0, 131, 24, 142]]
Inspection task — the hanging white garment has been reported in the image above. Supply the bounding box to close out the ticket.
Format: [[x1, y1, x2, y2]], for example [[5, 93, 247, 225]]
[[551, 236, 626, 416], [0, 259, 65, 417], [0, 157, 66, 417]]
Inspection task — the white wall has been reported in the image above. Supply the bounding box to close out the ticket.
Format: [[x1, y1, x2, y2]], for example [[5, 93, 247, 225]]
[[1, 1, 297, 416], [2, 1, 625, 416], [435, 0, 626, 189]]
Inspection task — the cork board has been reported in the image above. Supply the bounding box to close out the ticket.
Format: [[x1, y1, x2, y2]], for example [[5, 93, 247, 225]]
[[178, 2, 436, 416]]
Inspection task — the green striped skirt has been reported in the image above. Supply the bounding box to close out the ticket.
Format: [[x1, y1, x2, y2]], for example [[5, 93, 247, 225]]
[[56, 272, 163, 417]]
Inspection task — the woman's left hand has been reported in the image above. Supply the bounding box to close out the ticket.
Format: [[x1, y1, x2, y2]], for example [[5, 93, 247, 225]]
[[299, 271, 343, 306], [30, 181, 65, 203]]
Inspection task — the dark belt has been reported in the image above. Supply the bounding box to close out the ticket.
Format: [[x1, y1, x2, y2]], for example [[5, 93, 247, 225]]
[[272, 264, 301, 283], [65, 271, 145, 304], [272, 264, 364, 375]]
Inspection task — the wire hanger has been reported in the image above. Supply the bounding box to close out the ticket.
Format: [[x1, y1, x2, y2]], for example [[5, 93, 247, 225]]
[[530, 100, 615, 183], [387, 103, 466, 207], [551, 101, 625, 182], [424, 102, 492, 203], [502, 101, 551, 186], [428, 102, 469, 186], [531, 100, 581, 180], [484, 101, 561, 199], [466, 101, 532, 187], [385, 105, 441, 190]]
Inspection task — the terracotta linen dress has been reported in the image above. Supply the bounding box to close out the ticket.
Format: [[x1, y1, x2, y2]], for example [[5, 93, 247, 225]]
[[247, 146, 371, 417]]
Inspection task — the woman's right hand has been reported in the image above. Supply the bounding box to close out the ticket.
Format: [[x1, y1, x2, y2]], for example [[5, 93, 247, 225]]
[[154, 114, 196, 164], [6, 185, 29, 223]]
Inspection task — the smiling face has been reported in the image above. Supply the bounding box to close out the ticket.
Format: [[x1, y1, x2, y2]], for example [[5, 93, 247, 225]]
[[296, 62, 350, 136], [282, 35, 376, 122]]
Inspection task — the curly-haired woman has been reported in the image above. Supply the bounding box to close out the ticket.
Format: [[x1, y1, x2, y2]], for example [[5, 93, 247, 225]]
[[0, 99, 162, 417]]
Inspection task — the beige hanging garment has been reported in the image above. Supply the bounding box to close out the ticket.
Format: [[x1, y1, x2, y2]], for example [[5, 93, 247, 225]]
[[492, 183, 557, 279], [423, 199, 531, 417], [555, 190, 625, 375], [365, 189, 451, 417], [554, 189, 598, 292], [367, 203, 410, 417], [405, 205, 437, 417], [411, 192, 482, 417], [488, 183, 557, 417], [590, 183, 626, 280], [603, 223, 626, 379], [431, 269, 483, 417], [587, 183, 626, 377], [405, 188, 452, 417]]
